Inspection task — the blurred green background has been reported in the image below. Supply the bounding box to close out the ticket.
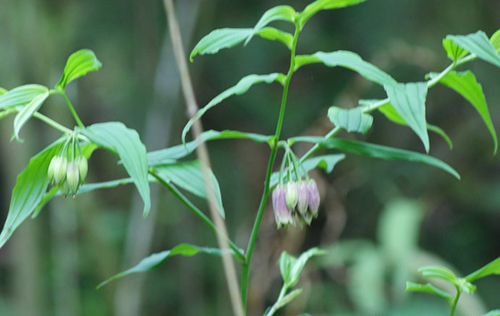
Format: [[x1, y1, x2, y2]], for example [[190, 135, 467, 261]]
[[1, 0, 500, 315]]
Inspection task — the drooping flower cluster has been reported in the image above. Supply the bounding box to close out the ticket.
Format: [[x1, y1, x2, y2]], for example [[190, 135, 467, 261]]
[[272, 179, 320, 228], [47, 134, 88, 197]]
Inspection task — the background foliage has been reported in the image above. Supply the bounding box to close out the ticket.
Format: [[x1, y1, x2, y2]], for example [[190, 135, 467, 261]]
[[1, 0, 500, 315]]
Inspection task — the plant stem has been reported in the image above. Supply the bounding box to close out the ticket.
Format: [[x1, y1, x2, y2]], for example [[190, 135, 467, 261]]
[[32, 111, 73, 134], [51, 90, 85, 128], [241, 26, 301, 311], [150, 170, 245, 262], [449, 287, 461, 316], [264, 285, 288, 316]]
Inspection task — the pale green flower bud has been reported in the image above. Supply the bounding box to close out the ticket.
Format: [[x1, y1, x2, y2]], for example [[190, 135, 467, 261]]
[[47, 156, 59, 183], [66, 161, 80, 195], [285, 181, 299, 210], [59, 180, 70, 197], [54, 157, 68, 186], [75, 155, 88, 183]]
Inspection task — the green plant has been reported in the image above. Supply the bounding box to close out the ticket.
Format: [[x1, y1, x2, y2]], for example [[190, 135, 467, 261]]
[[1, 0, 500, 315]]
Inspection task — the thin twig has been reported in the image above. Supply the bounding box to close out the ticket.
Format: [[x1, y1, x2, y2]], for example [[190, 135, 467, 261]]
[[162, 1, 245, 316]]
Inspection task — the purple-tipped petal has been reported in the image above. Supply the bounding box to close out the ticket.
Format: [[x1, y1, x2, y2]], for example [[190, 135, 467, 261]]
[[307, 179, 320, 214], [297, 181, 308, 214], [272, 185, 293, 227]]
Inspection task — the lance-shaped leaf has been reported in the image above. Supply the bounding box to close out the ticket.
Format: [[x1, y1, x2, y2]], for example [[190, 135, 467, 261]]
[[154, 160, 226, 218], [190, 28, 254, 61], [429, 70, 497, 154], [384, 82, 429, 152], [483, 311, 500, 316], [490, 29, 500, 55], [0, 84, 49, 110], [405, 282, 453, 303], [181, 73, 284, 144], [149, 129, 272, 166], [298, 0, 367, 29], [0, 87, 6, 95], [448, 31, 500, 68], [80, 122, 151, 217], [295, 51, 397, 86], [256, 27, 294, 49], [0, 139, 64, 249], [279, 247, 326, 288], [419, 266, 476, 294], [56, 49, 102, 91], [13, 90, 50, 141], [328, 106, 373, 134], [97, 244, 222, 289], [274, 289, 304, 310], [465, 257, 500, 282], [442, 38, 468, 62], [245, 5, 296, 45], [291, 136, 460, 179]]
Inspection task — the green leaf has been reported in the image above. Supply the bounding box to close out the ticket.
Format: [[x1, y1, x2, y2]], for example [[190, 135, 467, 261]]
[[154, 160, 226, 218], [148, 129, 273, 166], [442, 38, 468, 62], [13, 90, 49, 141], [190, 28, 253, 61], [465, 257, 500, 282], [0, 87, 7, 95], [418, 266, 458, 283], [328, 106, 373, 134], [448, 31, 500, 68], [0, 84, 49, 110], [245, 5, 296, 45], [0, 139, 64, 249], [256, 27, 294, 49], [181, 73, 284, 144], [97, 244, 221, 289], [483, 310, 500, 316], [295, 51, 397, 86], [275, 289, 303, 309], [490, 29, 500, 55], [270, 154, 345, 187], [429, 70, 497, 154], [373, 101, 452, 149], [55, 49, 102, 91], [298, 0, 367, 29], [291, 136, 460, 179], [80, 122, 151, 217], [405, 282, 453, 303], [384, 82, 429, 152], [279, 248, 326, 288]]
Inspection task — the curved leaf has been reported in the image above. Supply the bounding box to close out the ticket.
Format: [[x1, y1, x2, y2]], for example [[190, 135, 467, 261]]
[[291, 136, 460, 179], [181, 73, 284, 144], [279, 247, 326, 288], [295, 51, 397, 86], [190, 28, 253, 61], [429, 70, 497, 154], [490, 29, 500, 55], [245, 5, 296, 46], [328, 106, 373, 134], [0, 87, 6, 95], [154, 160, 226, 218], [149, 129, 272, 166], [256, 27, 293, 49], [0, 84, 49, 110], [97, 244, 222, 289], [56, 49, 102, 91], [384, 82, 429, 152], [80, 122, 151, 217], [465, 257, 500, 282], [442, 38, 468, 62], [0, 139, 64, 249], [13, 90, 49, 141], [448, 31, 500, 68], [405, 282, 453, 303], [298, 0, 367, 29]]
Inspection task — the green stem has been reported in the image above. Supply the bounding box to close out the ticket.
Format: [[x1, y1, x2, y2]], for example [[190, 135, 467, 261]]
[[449, 287, 461, 316], [51, 90, 85, 128], [241, 26, 301, 311], [264, 285, 288, 316], [32, 111, 73, 134], [150, 170, 245, 262]]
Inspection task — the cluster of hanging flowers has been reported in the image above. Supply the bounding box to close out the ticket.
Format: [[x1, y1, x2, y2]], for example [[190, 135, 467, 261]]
[[47, 132, 88, 197], [271, 145, 321, 228]]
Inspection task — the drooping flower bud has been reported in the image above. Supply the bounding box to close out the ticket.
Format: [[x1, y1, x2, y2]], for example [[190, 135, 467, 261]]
[[66, 161, 80, 195], [75, 155, 88, 183], [285, 181, 299, 210], [272, 184, 293, 227], [297, 181, 309, 214], [54, 157, 68, 186], [47, 156, 59, 183], [307, 179, 320, 214], [59, 180, 70, 197]]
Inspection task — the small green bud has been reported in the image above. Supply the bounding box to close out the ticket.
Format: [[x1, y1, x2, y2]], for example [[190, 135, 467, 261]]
[[285, 181, 299, 210], [75, 155, 88, 183], [66, 161, 80, 195], [59, 180, 70, 197], [47, 156, 58, 183], [54, 157, 68, 185]]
